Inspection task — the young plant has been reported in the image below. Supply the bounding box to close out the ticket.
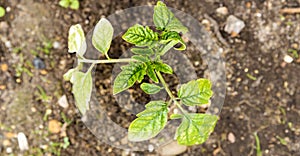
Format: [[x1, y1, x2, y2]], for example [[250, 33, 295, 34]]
[[0, 6, 5, 17], [59, 0, 79, 10], [64, 1, 218, 146]]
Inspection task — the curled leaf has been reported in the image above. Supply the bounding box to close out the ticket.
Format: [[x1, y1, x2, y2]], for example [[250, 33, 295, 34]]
[[68, 24, 86, 57]]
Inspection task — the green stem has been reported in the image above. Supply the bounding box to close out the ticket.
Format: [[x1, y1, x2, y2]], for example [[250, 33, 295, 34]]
[[105, 53, 111, 60], [87, 63, 96, 73], [78, 58, 136, 64], [155, 71, 187, 116]]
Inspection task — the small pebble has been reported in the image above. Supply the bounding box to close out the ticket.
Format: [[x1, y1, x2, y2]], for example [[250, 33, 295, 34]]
[[148, 144, 154, 152], [0, 85, 6, 90], [58, 95, 69, 108], [16, 78, 21, 83], [283, 55, 293, 63], [157, 141, 187, 155], [216, 7, 229, 15], [3, 140, 11, 146], [6, 147, 12, 153], [228, 132, 236, 143], [52, 41, 61, 49], [109, 136, 116, 142], [48, 120, 61, 134], [33, 57, 46, 69], [17, 132, 29, 151], [4, 132, 16, 138], [0, 63, 8, 72], [40, 70, 48, 75], [6, 7, 11, 12], [5, 41, 11, 49], [224, 15, 245, 36]]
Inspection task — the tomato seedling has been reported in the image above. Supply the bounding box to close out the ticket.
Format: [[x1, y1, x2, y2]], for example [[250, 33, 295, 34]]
[[64, 1, 218, 146]]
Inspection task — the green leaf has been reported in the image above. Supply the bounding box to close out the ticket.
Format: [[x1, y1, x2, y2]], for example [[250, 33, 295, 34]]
[[71, 71, 93, 115], [92, 18, 114, 58], [153, 1, 188, 33], [178, 79, 213, 106], [154, 62, 173, 74], [175, 113, 218, 145], [70, 0, 79, 10], [128, 101, 168, 141], [145, 62, 159, 83], [140, 83, 162, 94], [0, 6, 5, 17], [122, 24, 159, 47], [68, 24, 86, 57], [131, 47, 154, 56], [170, 114, 183, 120], [113, 62, 147, 95], [63, 68, 76, 81], [132, 55, 150, 62], [59, 0, 70, 8]]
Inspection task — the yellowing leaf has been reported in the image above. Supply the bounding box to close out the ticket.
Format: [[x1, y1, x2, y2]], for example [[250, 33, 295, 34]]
[[154, 1, 188, 33], [68, 24, 86, 57], [178, 79, 213, 106], [122, 24, 159, 47], [128, 101, 168, 141], [92, 18, 114, 58], [175, 113, 218, 145], [113, 62, 147, 95], [71, 71, 92, 115]]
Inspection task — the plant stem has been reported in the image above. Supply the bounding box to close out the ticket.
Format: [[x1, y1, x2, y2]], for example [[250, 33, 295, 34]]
[[78, 58, 136, 64], [105, 53, 111, 60], [87, 63, 96, 73], [155, 71, 187, 116]]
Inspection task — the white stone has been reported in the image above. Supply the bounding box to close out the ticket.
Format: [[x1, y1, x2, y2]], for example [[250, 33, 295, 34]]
[[157, 141, 187, 156], [17, 132, 29, 151], [283, 55, 293, 63], [5, 41, 11, 48], [53, 41, 61, 49], [216, 7, 229, 15], [6, 147, 12, 153], [224, 15, 245, 35], [228, 132, 236, 143], [148, 144, 154, 152], [58, 95, 69, 108]]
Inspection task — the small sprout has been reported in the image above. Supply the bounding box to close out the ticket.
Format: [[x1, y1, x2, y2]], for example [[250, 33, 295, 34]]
[[254, 132, 262, 156], [276, 136, 288, 146], [288, 49, 299, 58], [246, 73, 257, 80], [59, 0, 79, 10]]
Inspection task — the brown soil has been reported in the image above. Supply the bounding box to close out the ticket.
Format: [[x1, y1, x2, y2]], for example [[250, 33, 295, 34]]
[[0, 0, 299, 156]]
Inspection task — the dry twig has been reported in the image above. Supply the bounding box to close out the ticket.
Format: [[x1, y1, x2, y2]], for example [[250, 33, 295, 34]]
[[280, 8, 300, 14]]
